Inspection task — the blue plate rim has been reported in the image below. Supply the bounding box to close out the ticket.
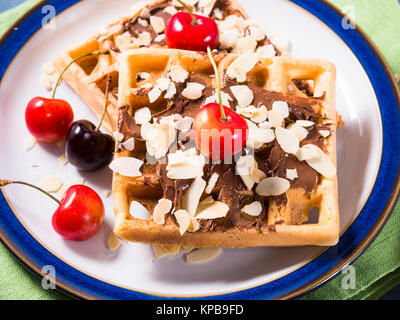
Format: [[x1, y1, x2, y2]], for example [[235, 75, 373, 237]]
[[0, 0, 399, 300]]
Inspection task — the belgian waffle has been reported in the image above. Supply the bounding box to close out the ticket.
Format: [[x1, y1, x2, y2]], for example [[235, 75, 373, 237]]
[[52, 0, 280, 134], [111, 48, 339, 248]]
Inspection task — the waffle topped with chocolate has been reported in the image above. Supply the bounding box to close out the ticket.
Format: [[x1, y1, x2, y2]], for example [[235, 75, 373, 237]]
[[110, 48, 338, 248], [51, 0, 281, 133]]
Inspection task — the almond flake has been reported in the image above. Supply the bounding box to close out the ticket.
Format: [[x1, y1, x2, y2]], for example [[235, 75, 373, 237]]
[[269, 34, 291, 53], [232, 36, 257, 54], [174, 209, 191, 235], [108, 233, 122, 251], [251, 168, 266, 183], [41, 62, 58, 91], [296, 145, 318, 161], [150, 16, 165, 34], [138, 18, 148, 27], [39, 176, 62, 193], [182, 83, 205, 100], [251, 105, 268, 123], [195, 201, 229, 220], [140, 7, 150, 18], [153, 244, 168, 259], [258, 121, 272, 129], [241, 201, 262, 216], [249, 25, 265, 41], [153, 198, 172, 225], [256, 177, 290, 196], [146, 122, 176, 159], [109, 157, 143, 177], [164, 6, 178, 16], [154, 34, 166, 42], [164, 82, 176, 99], [58, 154, 68, 166], [267, 108, 284, 128], [156, 77, 172, 91], [303, 145, 336, 179], [121, 137, 135, 151], [166, 150, 205, 179], [287, 123, 308, 141], [134, 31, 151, 46], [168, 65, 189, 83], [286, 168, 298, 180], [134, 107, 151, 124], [182, 177, 206, 217], [160, 244, 181, 255], [175, 116, 193, 132], [186, 247, 221, 263], [219, 29, 239, 49], [319, 130, 331, 138], [113, 131, 124, 142], [246, 120, 275, 149], [205, 173, 219, 194], [296, 120, 315, 127], [137, 71, 150, 80], [272, 101, 289, 118], [236, 155, 256, 190], [213, 8, 223, 19], [103, 190, 111, 198], [204, 90, 233, 108], [24, 136, 37, 151], [275, 127, 299, 154], [226, 51, 258, 83], [257, 44, 276, 59], [230, 85, 254, 108], [148, 87, 162, 103]]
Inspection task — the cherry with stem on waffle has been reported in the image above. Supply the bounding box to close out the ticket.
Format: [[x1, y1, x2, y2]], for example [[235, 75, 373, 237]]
[[65, 75, 114, 172], [0, 180, 104, 241], [193, 47, 248, 161], [25, 50, 109, 143], [165, 0, 219, 52]]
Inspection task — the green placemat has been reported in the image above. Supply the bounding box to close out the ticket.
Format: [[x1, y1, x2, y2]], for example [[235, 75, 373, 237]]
[[0, 0, 399, 300]]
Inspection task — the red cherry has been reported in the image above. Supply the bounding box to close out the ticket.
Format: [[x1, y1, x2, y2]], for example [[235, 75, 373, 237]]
[[25, 97, 73, 142], [193, 103, 248, 161], [52, 185, 105, 241], [165, 12, 219, 52]]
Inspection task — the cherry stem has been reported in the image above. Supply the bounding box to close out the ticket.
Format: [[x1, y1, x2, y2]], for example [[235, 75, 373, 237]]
[[176, 0, 197, 25], [0, 180, 61, 205], [207, 46, 227, 122], [51, 50, 110, 100], [95, 75, 112, 132]]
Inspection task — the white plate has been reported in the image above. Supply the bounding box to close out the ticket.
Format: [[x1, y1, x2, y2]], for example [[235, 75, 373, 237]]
[[0, 0, 382, 297]]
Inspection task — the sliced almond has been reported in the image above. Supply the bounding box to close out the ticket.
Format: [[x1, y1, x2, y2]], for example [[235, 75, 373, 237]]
[[205, 173, 219, 194], [164, 6, 178, 16], [319, 130, 331, 138], [58, 178, 85, 196], [153, 244, 168, 259], [219, 29, 239, 49], [251, 105, 268, 123], [195, 201, 229, 220], [150, 16, 165, 34], [154, 34, 166, 43], [296, 145, 319, 161], [186, 247, 221, 263], [257, 44, 276, 59], [146, 122, 176, 159], [134, 31, 151, 46], [166, 149, 205, 179], [203, 90, 233, 108], [160, 244, 181, 255], [109, 157, 143, 177], [303, 145, 336, 179], [137, 71, 150, 80], [168, 65, 189, 83], [24, 136, 37, 151], [246, 122, 275, 149], [182, 82, 205, 100], [182, 177, 206, 217], [121, 137, 135, 151], [164, 81, 176, 99], [267, 108, 284, 128], [287, 123, 308, 141], [286, 168, 298, 180], [175, 116, 193, 132], [113, 131, 124, 142], [241, 201, 262, 216], [153, 198, 172, 225], [148, 86, 162, 103], [275, 127, 299, 154], [226, 51, 258, 83], [269, 34, 291, 53], [272, 101, 289, 118], [296, 120, 315, 127], [138, 18, 148, 27], [174, 209, 191, 235], [108, 233, 122, 251], [256, 177, 290, 196], [230, 85, 254, 108], [248, 25, 265, 41], [134, 107, 151, 125], [251, 168, 266, 183], [187, 219, 200, 233], [39, 176, 62, 193], [232, 36, 257, 54]]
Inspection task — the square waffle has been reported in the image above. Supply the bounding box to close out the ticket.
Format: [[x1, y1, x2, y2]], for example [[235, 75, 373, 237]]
[[111, 47, 339, 248], [51, 0, 280, 134]]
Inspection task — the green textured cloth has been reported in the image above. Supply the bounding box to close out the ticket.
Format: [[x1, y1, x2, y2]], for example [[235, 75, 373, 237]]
[[0, 0, 399, 300]]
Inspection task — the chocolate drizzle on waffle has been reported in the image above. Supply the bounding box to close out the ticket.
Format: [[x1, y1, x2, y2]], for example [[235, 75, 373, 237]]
[[117, 74, 331, 232]]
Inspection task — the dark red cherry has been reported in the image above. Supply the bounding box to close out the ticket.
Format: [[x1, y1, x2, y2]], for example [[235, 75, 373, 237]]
[[65, 120, 114, 171]]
